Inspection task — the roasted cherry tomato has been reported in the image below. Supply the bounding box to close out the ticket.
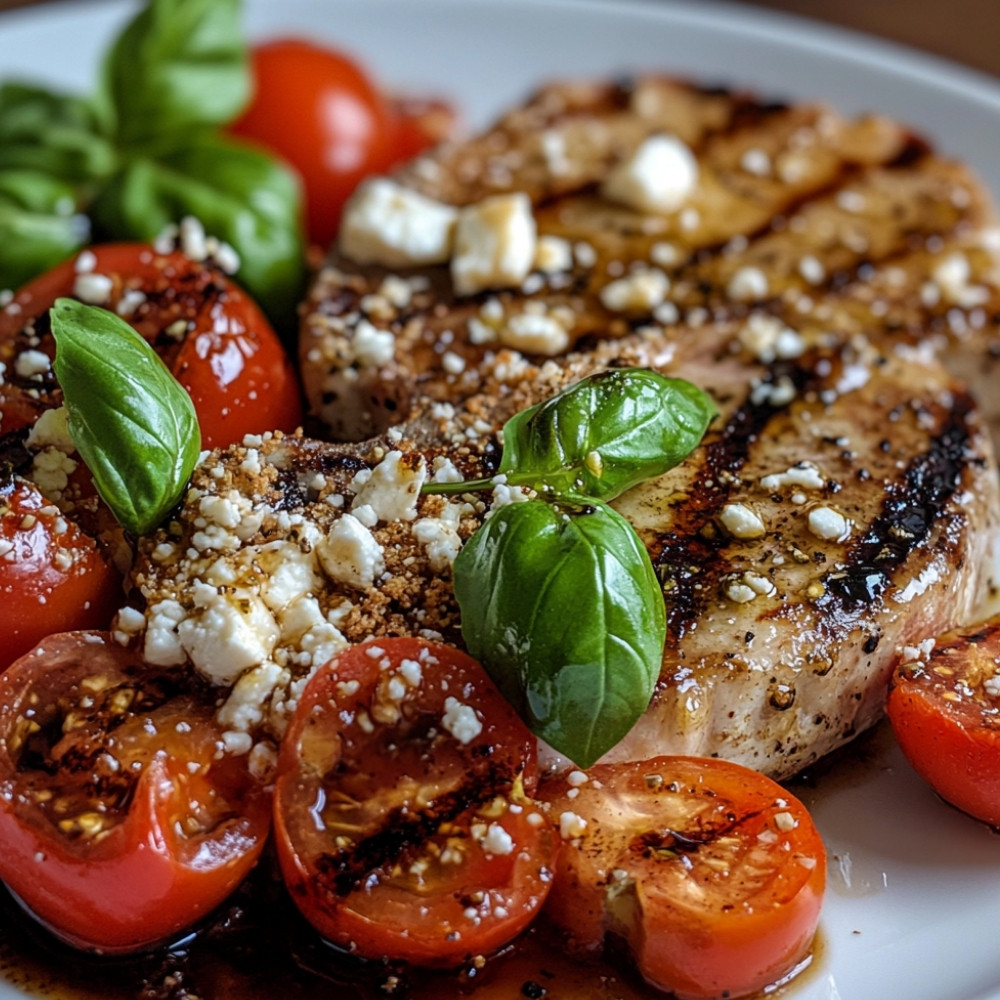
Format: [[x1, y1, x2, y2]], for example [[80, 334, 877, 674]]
[[0, 480, 122, 671], [274, 637, 558, 967], [888, 616, 1000, 826], [539, 756, 826, 1000], [0, 632, 271, 953], [0, 242, 302, 449], [230, 39, 450, 247]]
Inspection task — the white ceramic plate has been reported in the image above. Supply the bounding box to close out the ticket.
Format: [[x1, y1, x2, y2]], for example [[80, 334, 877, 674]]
[[3, 1, 1000, 999]]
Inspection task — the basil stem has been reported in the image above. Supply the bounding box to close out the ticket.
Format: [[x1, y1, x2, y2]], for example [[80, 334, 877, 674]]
[[424, 368, 716, 500], [50, 298, 201, 537], [454, 499, 665, 768]]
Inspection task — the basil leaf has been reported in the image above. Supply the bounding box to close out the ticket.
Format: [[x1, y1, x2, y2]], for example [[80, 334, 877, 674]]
[[0, 83, 116, 183], [454, 498, 665, 768], [91, 135, 306, 329], [0, 172, 90, 291], [498, 368, 717, 501], [98, 0, 248, 154], [50, 297, 201, 537]]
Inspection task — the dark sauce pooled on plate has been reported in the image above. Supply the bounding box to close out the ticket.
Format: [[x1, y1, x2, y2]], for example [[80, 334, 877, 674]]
[[0, 847, 824, 1000], [0, 719, 885, 1000], [0, 717, 894, 1000], [0, 860, 657, 1000]]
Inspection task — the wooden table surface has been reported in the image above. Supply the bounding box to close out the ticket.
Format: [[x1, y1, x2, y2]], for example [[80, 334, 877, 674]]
[[0, 0, 996, 81]]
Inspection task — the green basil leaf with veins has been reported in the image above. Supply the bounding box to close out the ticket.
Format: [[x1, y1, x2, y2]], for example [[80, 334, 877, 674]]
[[0, 173, 90, 290], [90, 135, 306, 331], [98, 0, 248, 154], [498, 368, 717, 501], [0, 83, 117, 183], [453, 498, 666, 768], [50, 298, 201, 537]]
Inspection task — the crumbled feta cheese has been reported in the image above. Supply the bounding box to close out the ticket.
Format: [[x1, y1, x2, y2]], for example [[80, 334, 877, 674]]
[[217, 662, 286, 732], [533, 234, 573, 273], [798, 255, 826, 285], [14, 349, 51, 379], [412, 501, 468, 571], [760, 462, 825, 492], [602, 134, 698, 213], [719, 503, 767, 539], [143, 599, 188, 667], [740, 148, 772, 176], [807, 505, 852, 541], [479, 822, 515, 856], [452, 192, 537, 296], [441, 696, 482, 744], [559, 810, 588, 839], [727, 266, 769, 302], [30, 447, 77, 496], [72, 273, 113, 305], [738, 314, 804, 363], [316, 514, 385, 591], [177, 584, 280, 685], [339, 178, 458, 267], [353, 319, 396, 367], [351, 451, 427, 522], [599, 268, 670, 314], [500, 311, 569, 355]]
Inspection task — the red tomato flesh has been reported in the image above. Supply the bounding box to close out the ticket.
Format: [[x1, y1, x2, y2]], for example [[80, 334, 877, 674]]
[[0, 242, 302, 449], [274, 637, 558, 967], [0, 632, 271, 953], [0, 480, 121, 671], [888, 615, 1000, 826], [539, 756, 826, 1000]]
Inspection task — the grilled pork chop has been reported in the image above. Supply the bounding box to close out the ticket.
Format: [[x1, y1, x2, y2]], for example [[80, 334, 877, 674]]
[[300, 77, 1000, 447], [126, 311, 998, 779], [123, 76, 1000, 781]]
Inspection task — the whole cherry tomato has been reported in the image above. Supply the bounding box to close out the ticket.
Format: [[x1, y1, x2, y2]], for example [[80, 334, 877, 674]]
[[0, 241, 302, 450], [274, 637, 558, 967], [539, 756, 826, 1000], [229, 39, 450, 247], [0, 632, 272, 953], [888, 615, 1000, 827]]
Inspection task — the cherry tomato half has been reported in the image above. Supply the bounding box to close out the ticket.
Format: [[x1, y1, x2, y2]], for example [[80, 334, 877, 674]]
[[0, 480, 122, 671], [0, 632, 271, 953], [0, 242, 302, 449], [888, 616, 1000, 826], [230, 39, 450, 247], [274, 637, 558, 967], [539, 757, 826, 1000]]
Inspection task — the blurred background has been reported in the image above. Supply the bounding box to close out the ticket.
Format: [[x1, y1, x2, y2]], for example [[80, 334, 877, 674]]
[[0, 0, 997, 80]]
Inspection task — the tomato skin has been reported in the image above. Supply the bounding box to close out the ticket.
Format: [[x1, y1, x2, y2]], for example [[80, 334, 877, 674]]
[[274, 637, 558, 967], [0, 242, 302, 449], [539, 756, 825, 1000], [0, 632, 271, 953], [230, 40, 452, 248], [0, 480, 122, 671], [888, 617, 1000, 826], [230, 39, 395, 248]]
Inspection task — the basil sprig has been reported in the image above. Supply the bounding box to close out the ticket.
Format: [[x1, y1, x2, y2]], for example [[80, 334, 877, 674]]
[[51, 298, 201, 537], [429, 368, 716, 767], [0, 0, 305, 329]]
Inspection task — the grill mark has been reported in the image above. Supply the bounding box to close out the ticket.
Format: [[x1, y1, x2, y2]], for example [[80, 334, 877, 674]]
[[887, 132, 933, 169], [818, 391, 977, 616], [313, 756, 517, 897], [653, 361, 814, 640]]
